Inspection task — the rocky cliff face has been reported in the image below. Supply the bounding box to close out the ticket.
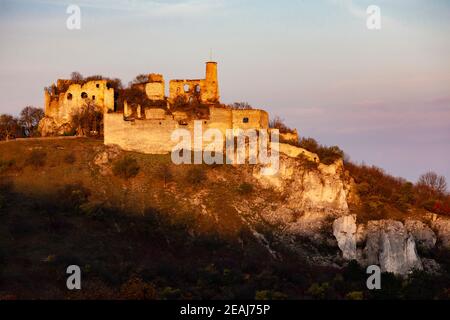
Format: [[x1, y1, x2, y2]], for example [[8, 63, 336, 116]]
[[247, 146, 447, 276], [91, 143, 449, 276], [252, 152, 351, 241], [362, 220, 423, 274]]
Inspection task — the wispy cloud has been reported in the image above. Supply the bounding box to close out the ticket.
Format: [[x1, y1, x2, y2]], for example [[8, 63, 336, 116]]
[[330, 0, 366, 19], [15, 0, 225, 17]]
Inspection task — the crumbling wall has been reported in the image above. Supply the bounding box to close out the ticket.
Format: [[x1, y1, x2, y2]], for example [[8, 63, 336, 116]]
[[169, 62, 219, 104], [104, 107, 269, 155], [43, 80, 114, 127], [231, 109, 269, 133], [145, 74, 165, 100]]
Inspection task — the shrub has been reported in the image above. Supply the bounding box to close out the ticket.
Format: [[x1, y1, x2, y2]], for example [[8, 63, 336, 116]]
[[298, 137, 343, 165], [155, 163, 172, 187], [185, 166, 206, 184], [80, 202, 108, 220], [306, 282, 331, 299], [159, 286, 182, 300], [228, 102, 253, 110], [56, 183, 90, 212], [64, 153, 76, 164], [119, 276, 157, 300], [237, 182, 254, 195], [255, 290, 288, 300], [346, 291, 364, 300], [269, 116, 295, 134], [433, 200, 450, 216], [26, 150, 46, 167], [113, 156, 140, 179], [0, 159, 16, 173]]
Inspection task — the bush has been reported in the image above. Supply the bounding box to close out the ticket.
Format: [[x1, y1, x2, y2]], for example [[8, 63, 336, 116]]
[[119, 276, 157, 299], [113, 156, 140, 179], [255, 290, 288, 300], [346, 291, 364, 300], [237, 182, 254, 195], [56, 183, 90, 212], [0, 159, 16, 173], [306, 282, 331, 299], [269, 116, 295, 134], [298, 137, 343, 165], [26, 150, 46, 167], [80, 201, 108, 220], [185, 166, 206, 184], [155, 163, 172, 187], [64, 153, 76, 164]]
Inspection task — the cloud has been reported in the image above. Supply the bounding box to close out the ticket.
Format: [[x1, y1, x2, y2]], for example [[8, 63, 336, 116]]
[[16, 0, 225, 17], [330, 0, 366, 19]]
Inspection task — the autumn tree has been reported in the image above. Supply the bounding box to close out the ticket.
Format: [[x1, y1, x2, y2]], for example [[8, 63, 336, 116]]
[[0, 114, 21, 140], [19, 106, 44, 137]]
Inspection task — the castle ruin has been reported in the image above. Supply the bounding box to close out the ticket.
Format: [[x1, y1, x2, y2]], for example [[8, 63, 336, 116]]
[[40, 61, 298, 154]]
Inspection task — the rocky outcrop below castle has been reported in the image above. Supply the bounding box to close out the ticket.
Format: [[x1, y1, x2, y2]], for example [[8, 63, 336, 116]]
[[243, 144, 449, 276], [331, 214, 450, 275]]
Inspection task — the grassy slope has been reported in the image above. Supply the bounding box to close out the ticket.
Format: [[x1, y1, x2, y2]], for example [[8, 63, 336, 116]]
[[1, 138, 449, 299], [0, 138, 308, 299]]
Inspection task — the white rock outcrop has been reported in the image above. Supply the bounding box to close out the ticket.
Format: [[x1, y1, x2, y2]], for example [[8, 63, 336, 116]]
[[333, 215, 357, 260], [430, 214, 450, 248], [404, 219, 436, 251], [363, 220, 423, 275], [254, 155, 351, 239]]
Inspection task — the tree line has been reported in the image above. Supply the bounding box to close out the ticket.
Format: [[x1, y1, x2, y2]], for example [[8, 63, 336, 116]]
[[0, 106, 44, 141]]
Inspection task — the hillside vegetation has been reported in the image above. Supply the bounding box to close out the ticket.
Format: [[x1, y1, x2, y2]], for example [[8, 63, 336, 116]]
[[1, 138, 449, 299]]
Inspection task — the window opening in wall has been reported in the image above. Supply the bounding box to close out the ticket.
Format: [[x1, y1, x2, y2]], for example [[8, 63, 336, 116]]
[[243, 117, 249, 123], [67, 93, 73, 100], [81, 92, 88, 98], [184, 84, 190, 92]]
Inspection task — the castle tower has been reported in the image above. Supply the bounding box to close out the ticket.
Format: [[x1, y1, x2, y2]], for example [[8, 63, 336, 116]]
[[204, 61, 219, 103]]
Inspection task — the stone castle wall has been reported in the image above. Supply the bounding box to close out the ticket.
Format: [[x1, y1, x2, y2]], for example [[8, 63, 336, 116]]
[[104, 107, 269, 154], [169, 62, 219, 104], [44, 80, 114, 126]]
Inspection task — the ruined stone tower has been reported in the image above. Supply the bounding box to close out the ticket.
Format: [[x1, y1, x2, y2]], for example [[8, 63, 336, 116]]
[[204, 61, 219, 103], [169, 61, 220, 104]]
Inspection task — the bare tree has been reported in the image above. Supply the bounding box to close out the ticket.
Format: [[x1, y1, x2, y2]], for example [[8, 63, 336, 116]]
[[130, 74, 148, 85], [0, 114, 20, 140], [19, 106, 44, 137], [229, 102, 253, 110], [269, 116, 294, 134], [71, 71, 83, 82], [418, 171, 447, 195]]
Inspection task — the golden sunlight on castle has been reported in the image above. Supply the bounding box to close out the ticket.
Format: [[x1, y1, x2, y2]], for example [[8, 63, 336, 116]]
[[40, 61, 299, 154]]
